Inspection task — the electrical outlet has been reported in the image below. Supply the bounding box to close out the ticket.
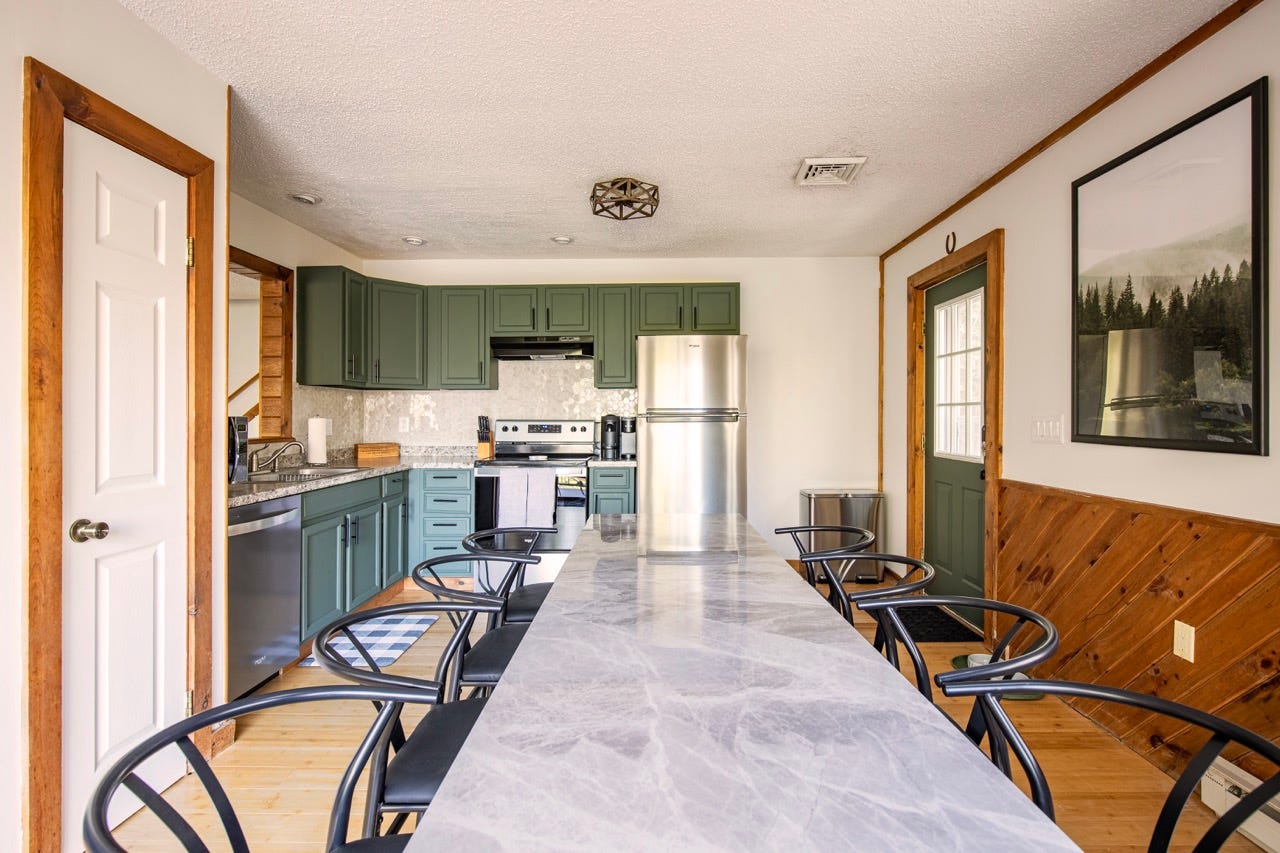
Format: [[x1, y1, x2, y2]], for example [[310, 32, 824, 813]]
[[398, 416, 410, 432], [1173, 620, 1195, 662]]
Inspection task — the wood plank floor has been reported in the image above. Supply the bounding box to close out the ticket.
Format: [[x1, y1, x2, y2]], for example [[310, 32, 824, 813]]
[[112, 583, 1258, 851]]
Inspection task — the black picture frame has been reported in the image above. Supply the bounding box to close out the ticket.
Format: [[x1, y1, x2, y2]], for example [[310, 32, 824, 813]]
[[1072, 77, 1268, 455]]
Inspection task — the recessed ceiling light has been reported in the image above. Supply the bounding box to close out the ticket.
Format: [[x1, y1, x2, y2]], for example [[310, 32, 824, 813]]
[[550, 235, 574, 245], [289, 192, 322, 205], [401, 236, 426, 246]]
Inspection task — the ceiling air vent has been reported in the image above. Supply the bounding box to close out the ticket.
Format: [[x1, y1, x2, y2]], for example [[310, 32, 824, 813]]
[[794, 156, 867, 187]]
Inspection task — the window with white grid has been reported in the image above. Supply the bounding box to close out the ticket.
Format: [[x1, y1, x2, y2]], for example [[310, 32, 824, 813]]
[[933, 290, 984, 461]]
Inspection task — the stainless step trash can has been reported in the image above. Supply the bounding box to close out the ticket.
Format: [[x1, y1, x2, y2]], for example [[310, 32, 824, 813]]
[[799, 488, 886, 582]]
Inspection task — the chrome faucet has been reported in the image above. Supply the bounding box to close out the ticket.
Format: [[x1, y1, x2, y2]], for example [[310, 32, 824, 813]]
[[248, 440, 306, 474]]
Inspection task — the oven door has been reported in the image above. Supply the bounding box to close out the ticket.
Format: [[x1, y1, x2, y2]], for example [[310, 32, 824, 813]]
[[473, 467, 587, 552]]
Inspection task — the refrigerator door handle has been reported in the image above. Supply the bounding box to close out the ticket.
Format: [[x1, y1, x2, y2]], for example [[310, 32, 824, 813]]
[[643, 413, 740, 424]]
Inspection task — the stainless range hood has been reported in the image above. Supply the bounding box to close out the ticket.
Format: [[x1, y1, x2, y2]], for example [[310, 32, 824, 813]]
[[490, 335, 594, 360]]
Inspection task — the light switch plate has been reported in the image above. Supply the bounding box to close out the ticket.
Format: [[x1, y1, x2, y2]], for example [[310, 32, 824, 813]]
[[1173, 620, 1195, 662], [1031, 414, 1065, 444], [398, 416, 410, 432]]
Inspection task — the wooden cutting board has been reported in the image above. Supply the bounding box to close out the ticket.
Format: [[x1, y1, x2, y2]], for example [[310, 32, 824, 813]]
[[355, 442, 400, 463]]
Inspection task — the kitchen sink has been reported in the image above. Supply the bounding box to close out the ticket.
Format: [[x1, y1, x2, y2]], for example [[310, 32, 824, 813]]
[[248, 467, 362, 483]]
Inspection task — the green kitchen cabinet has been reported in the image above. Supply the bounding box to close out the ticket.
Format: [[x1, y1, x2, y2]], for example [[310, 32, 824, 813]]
[[490, 286, 593, 335], [297, 266, 371, 386], [382, 472, 408, 586], [594, 286, 635, 388], [433, 287, 493, 389], [409, 468, 475, 577], [636, 284, 739, 334], [368, 279, 427, 388], [346, 502, 383, 610], [300, 515, 346, 641], [588, 466, 635, 515]]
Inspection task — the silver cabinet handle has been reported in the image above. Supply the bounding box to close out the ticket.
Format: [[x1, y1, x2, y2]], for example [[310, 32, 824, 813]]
[[69, 518, 110, 542]]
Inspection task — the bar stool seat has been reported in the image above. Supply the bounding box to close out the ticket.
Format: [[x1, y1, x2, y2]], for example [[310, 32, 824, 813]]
[[504, 582, 552, 623], [382, 696, 489, 807], [459, 624, 528, 684]]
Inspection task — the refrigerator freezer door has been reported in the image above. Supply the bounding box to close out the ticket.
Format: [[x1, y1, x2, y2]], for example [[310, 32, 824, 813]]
[[638, 414, 746, 515], [637, 335, 747, 413]]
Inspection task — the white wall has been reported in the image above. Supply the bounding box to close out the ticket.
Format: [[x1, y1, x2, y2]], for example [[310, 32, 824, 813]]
[[364, 257, 881, 545], [882, 0, 1280, 551], [1, 0, 228, 845], [231, 193, 364, 270]]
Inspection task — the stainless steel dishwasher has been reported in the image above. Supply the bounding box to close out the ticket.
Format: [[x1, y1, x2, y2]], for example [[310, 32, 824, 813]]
[[227, 495, 301, 699]]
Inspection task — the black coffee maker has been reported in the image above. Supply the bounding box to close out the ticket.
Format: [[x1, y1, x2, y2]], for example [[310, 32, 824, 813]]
[[600, 414, 621, 460]]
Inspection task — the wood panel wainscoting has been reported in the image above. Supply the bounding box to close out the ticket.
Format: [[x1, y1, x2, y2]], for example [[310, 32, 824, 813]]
[[995, 478, 1280, 782]]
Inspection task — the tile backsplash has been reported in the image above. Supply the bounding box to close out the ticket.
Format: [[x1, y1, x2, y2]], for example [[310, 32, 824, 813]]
[[294, 360, 637, 451]]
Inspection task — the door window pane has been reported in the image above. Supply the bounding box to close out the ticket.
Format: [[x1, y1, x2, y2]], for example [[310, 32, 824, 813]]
[[932, 287, 985, 462]]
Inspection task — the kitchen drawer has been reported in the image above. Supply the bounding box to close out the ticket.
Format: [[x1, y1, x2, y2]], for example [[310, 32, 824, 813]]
[[589, 467, 634, 491], [419, 538, 471, 575], [419, 469, 474, 493], [382, 471, 407, 498], [421, 516, 470, 537], [303, 477, 381, 521], [421, 493, 471, 515]]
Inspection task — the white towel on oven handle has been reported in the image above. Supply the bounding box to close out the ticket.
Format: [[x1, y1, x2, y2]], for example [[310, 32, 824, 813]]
[[525, 468, 556, 528]]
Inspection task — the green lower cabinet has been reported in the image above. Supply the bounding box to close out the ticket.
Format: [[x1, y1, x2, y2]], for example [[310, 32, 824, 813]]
[[588, 467, 636, 516], [301, 516, 346, 641], [409, 468, 475, 576], [346, 502, 383, 610], [382, 494, 408, 586]]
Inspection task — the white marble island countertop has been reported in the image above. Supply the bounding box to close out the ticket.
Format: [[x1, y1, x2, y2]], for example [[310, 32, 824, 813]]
[[408, 514, 1079, 852]]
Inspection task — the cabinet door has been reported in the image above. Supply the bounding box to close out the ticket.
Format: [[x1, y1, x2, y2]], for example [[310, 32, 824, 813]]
[[689, 284, 739, 333], [346, 503, 383, 610], [636, 285, 685, 333], [490, 287, 539, 334], [544, 286, 592, 333], [438, 288, 492, 388], [297, 266, 351, 387], [301, 516, 346, 641], [592, 492, 632, 515], [369, 280, 426, 388], [382, 495, 407, 587], [344, 272, 369, 384], [594, 286, 635, 388]]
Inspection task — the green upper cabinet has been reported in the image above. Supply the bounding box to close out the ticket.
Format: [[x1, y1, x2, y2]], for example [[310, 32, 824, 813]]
[[490, 287, 539, 334], [368, 279, 427, 388], [637, 284, 739, 334], [544, 286, 592, 333], [299, 267, 428, 389], [690, 284, 739, 332], [298, 266, 371, 387], [594, 286, 635, 388], [434, 287, 493, 389], [490, 285, 592, 335]]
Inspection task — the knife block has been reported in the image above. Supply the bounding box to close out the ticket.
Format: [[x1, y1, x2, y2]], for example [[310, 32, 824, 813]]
[[477, 438, 494, 460]]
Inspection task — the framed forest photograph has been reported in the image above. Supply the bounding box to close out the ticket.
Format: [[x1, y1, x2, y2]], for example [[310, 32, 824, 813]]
[[1072, 77, 1269, 454]]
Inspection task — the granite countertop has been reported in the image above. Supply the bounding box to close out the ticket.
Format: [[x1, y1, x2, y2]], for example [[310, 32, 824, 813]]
[[586, 457, 637, 468], [227, 450, 475, 508], [408, 514, 1080, 852]]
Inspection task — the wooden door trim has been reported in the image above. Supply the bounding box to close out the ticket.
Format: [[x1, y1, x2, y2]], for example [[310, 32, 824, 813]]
[[906, 229, 1004, 642], [229, 245, 295, 442], [22, 57, 215, 850]]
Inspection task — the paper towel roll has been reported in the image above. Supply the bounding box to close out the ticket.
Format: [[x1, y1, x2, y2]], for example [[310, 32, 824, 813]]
[[307, 417, 328, 464]]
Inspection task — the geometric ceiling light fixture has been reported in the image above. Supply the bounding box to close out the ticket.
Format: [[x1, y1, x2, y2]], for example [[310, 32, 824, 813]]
[[793, 156, 867, 187], [590, 176, 659, 220]]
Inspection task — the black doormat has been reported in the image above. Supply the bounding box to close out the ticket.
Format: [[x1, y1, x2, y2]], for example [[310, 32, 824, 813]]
[[892, 605, 981, 642]]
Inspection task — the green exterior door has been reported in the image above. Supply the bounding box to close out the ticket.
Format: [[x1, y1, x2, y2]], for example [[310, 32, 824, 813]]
[[437, 287, 491, 388], [382, 495, 407, 586], [369, 280, 426, 388], [491, 287, 539, 334], [346, 503, 383, 610], [594, 286, 635, 388], [544, 286, 592, 333], [301, 515, 346, 641], [689, 284, 739, 332], [924, 264, 987, 628], [344, 273, 369, 384], [636, 285, 685, 332]]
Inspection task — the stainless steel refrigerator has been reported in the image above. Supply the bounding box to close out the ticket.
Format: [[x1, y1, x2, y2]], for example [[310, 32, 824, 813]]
[[637, 335, 747, 515]]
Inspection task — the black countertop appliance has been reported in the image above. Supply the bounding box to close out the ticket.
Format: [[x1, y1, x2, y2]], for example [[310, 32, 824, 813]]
[[620, 416, 636, 459], [600, 414, 621, 460]]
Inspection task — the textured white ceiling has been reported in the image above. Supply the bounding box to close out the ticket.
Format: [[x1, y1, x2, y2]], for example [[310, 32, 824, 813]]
[[120, 0, 1232, 259]]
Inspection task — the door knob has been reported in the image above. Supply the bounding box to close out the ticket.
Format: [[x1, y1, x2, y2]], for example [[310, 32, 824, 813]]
[[69, 519, 110, 542]]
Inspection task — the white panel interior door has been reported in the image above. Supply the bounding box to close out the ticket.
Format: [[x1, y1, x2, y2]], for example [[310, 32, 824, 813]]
[[61, 121, 189, 847]]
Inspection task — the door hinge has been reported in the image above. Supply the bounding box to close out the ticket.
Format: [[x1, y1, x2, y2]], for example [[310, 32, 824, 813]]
[[185, 689, 193, 716], [186, 237, 194, 268]]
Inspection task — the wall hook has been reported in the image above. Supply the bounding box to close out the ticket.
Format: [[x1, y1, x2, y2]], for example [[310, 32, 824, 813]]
[[945, 232, 957, 254]]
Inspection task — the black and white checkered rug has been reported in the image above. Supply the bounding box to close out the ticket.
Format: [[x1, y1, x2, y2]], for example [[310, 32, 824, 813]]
[[300, 614, 437, 668]]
